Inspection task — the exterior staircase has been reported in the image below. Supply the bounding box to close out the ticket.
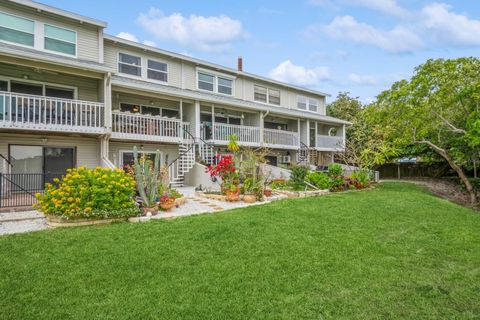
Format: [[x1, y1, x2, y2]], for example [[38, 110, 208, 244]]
[[198, 140, 219, 166], [297, 142, 311, 166], [168, 137, 196, 188]]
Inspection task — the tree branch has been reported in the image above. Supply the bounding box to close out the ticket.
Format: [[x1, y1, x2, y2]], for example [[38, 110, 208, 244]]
[[433, 111, 466, 134]]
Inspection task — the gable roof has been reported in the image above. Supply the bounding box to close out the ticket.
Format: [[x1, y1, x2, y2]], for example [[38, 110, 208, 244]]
[[6, 0, 107, 28], [104, 34, 331, 98]]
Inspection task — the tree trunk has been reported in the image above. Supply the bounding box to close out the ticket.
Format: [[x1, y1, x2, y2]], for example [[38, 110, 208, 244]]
[[415, 140, 477, 204]]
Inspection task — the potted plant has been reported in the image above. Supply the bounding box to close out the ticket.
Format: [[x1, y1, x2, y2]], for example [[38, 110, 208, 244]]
[[159, 194, 176, 211], [225, 183, 240, 202], [242, 177, 257, 203], [133, 146, 160, 215]]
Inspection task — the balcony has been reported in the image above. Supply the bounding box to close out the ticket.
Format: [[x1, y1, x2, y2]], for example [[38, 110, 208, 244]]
[[263, 128, 299, 149], [0, 91, 105, 134], [316, 135, 344, 150], [112, 112, 187, 143], [204, 122, 260, 146]]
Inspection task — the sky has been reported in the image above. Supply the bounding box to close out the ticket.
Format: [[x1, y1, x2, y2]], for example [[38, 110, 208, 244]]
[[41, 0, 480, 104]]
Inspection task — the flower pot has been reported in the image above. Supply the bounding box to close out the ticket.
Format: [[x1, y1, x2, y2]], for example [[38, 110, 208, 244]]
[[159, 202, 175, 211], [243, 194, 256, 203], [263, 189, 272, 197], [142, 205, 158, 216], [225, 187, 240, 202]]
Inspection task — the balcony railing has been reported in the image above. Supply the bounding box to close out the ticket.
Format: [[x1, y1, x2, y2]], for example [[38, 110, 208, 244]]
[[316, 135, 344, 149], [212, 123, 260, 145], [263, 128, 299, 148], [0, 91, 104, 133], [112, 112, 185, 142]]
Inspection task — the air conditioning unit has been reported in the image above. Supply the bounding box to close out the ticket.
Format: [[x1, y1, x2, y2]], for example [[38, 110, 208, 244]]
[[280, 155, 291, 163]]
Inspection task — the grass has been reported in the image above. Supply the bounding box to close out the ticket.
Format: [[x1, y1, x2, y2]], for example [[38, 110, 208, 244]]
[[1, 182, 479, 319]]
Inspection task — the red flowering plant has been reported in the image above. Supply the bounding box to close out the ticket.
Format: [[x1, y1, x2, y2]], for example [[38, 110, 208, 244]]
[[205, 154, 240, 194], [159, 194, 176, 205]]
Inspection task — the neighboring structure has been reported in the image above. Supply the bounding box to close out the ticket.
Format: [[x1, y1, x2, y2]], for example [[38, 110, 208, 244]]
[[0, 0, 349, 199]]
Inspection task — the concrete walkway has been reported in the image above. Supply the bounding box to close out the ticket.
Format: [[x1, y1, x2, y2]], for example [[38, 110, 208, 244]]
[[0, 193, 288, 236]]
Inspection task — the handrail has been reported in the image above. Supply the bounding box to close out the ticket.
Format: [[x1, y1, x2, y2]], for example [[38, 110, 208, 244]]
[[111, 110, 182, 122], [168, 127, 196, 168], [0, 90, 104, 106], [0, 154, 12, 166], [0, 173, 38, 197]]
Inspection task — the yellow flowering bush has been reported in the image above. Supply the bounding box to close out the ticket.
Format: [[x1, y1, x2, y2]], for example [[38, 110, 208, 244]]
[[35, 166, 140, 219]]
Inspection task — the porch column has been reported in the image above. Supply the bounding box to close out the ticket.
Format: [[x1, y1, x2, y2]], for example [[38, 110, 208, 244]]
[[306, 121, 310, 147], [314, 122, 318, 148], [103, 72, 112, 130], [194, 100, 200, 139], [211, 104, 215, 141], [259, 112, 264, 146], [297, 118, 301, 147]]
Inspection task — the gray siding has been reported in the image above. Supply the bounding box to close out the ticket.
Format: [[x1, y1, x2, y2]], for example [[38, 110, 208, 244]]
[[0, 62, 100, 101], [0, 2, 100, 62], [0, 133, 100, 173]]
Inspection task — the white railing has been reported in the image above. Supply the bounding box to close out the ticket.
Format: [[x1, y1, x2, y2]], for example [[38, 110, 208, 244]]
[[213, 123, 260, 145], [264, 128, 299, 147], [112, 112, 183, 141], [0, 91, 104, 133], [316, 135, 344, 149]]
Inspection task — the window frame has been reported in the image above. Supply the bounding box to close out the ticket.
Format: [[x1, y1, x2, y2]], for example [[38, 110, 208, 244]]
[[297, 95, 319, 113], [197, 71, 215, 92], [118, 52, 142, 77], [196, 68, 235, 96], [43, 23, 77, 57], [308, 98, 319, 112], [0, 75, 78, 99], [0, 11, 35, 48], [254, 84, 281, 106], [147, 59, 168, 83], [119, 149, 164, 169], [217, 76, 233, 95]]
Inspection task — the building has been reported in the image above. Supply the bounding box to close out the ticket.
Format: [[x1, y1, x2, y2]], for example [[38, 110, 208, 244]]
[[0, 0, 349, 197]]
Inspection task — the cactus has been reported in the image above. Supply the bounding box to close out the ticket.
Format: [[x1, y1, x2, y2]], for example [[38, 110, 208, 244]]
[[133, 146, 160, 207]]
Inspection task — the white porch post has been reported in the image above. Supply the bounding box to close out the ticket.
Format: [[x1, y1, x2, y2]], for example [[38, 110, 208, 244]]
[[194, 100, 200, 139], [259, 112, 264, 146], [342, 124, 346, 149], [306, 121, 310, 147], [211, 104, 215, 141], [297, 118, 301, 147], [103, 72, 112, 130], [314, 122, 318, 148]]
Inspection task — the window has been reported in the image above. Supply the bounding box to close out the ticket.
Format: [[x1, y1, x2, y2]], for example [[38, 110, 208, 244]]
[[10, 81, 42, 95], [308, 98, 318, 112], [297, 96, 307, 110], [119, 53, 142, 76], [142, 106, 161, 116], [255, 85, 280, 105], [254, 85, 267, 103], [218, 77, 232, 95], [147, 59, 168, 82], [269, 89, 280, 105], [229, 117, 241, 125], [45, 86, 74, 99], [0, 12, 34, 47], [198, 72, 214, 91], [162, 109, 179, 118], [121, 151, 162, 169], [120, 103, 140, 113], [44, 24, 76, 56]]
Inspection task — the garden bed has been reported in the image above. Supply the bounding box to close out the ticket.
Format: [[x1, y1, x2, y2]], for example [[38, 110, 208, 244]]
[[46, 215, 127, 228]]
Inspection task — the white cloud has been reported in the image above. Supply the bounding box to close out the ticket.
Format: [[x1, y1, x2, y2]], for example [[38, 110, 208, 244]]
[[116, 32, 138, 42], [421, 3, 480, 47], [137, 8, 245, 53], [320, 15, 423, 52], [348, 73, 377, 85], [142, 40, 157, 47], [347, 0, 408, 17], [269, 60, 330, 86]]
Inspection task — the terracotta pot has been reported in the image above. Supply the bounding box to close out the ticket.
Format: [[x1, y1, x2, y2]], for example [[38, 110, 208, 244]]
[[159, 202, 175, 211], [142, 205, 158, 215], [225, 187, 240, 202], [263, 189, 272, 197], [243, 194, 256, 203]]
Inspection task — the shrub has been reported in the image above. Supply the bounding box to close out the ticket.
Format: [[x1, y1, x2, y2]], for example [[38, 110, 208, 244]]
[[35, 166, 140, 219], [328, 163, 344, 177], [306, 172, 331, 189], [290, 166, 309, 184], [350, 170, 371, 187]]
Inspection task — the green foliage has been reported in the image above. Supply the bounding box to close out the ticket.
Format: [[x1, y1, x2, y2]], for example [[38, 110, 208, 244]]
[[290, 166, 308, 184], [35, 166, 139, 219], [133, 146, 160, 207], [328, 164, 344, 177], [350, 170, 371, 186], [306, 172, 331, 190]]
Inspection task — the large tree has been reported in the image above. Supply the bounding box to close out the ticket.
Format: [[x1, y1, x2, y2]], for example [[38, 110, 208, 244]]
[[377, 58, 480, 204]]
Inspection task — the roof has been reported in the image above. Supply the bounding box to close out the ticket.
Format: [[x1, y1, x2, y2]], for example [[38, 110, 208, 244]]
[[111, 75, 349, 125], [104, 35, 331, 98], [0, 41, 113, 74], [6, 0, 107, 28]]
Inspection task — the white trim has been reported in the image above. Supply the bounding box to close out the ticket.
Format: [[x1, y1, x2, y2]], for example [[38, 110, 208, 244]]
[[118, 52, 142, 77], [195, 68, 235, 97], [1, 75, 78, 99], [119, 149, 164, 168], [254, 84, 280, 106], [0, 10, 35, 48]]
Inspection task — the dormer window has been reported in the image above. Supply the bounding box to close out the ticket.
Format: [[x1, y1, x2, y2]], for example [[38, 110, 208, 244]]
[[0, 12, 34, 47], [119, 53, 141, 76]]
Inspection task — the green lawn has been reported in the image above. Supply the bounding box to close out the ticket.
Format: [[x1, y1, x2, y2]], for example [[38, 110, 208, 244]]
[[1, 182, 479, 319]]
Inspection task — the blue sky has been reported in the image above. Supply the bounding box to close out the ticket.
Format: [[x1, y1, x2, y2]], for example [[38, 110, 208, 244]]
[[42, 0, 480, 103]]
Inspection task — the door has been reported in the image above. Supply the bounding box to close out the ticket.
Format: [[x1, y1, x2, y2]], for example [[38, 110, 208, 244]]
[[10, 145, 43, 191], [44, 147, 75, 184]]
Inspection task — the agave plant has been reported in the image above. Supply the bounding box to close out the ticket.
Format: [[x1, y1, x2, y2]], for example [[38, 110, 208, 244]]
[[133, 146, 160, 208]]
